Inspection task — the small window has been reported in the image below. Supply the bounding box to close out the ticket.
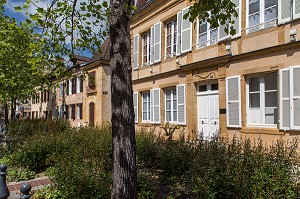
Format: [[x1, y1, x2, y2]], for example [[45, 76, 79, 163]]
[[165, 20, 177, 58], [142, 31, 151, 66], [211, 83, 218, 91], [88, 72, 96, 87]]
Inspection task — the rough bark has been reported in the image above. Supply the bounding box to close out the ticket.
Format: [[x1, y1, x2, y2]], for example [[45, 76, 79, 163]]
[[110, 0, 137, 198]]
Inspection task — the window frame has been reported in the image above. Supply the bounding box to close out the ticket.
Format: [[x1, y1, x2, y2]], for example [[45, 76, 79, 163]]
[[164, 88, 178, 123], [246, 73, 278, 127], [142, 91, 151, 122], [246, 0, 277, 34], [165, 19, 177, 58], [142, 31, 151, 66]]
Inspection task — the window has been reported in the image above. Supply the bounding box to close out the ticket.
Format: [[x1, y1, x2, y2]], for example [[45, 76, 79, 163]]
[[88, 71, 96, 87], [77, 104, 82, 119], [142, 31, 151, 66], [142, 92, 151, 121], [165, 20, 177, 58], [72, 78, 77, 94], [247, 0, 277, 34], [165, 88, 177, 122], [247, 73, 277, 126], [71, 104, 76, 120], [59, 83, 63, 96], [198, 20, 218, 48]]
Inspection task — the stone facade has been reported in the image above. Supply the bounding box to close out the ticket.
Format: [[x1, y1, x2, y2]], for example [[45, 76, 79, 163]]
[[131, 0, 300, 143]]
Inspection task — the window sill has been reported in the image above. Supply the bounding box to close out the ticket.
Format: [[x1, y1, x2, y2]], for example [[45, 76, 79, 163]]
[[138, 122, 160, 127], [240, 127, 284, 135]]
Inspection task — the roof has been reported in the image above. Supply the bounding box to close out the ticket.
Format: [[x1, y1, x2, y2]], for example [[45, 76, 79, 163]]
[[135, 0, 155, 13], [89, 36, 110, 62], [71, 54, 90, 63]]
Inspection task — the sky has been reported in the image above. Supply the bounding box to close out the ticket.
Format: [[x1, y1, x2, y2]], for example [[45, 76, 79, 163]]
[[3, 0, 112, 59]]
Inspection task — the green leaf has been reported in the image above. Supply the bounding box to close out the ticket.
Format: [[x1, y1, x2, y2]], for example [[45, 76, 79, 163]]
[[14, 6, 22, 12]]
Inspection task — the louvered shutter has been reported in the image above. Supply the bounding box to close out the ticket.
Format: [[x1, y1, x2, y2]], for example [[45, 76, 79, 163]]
[[150, 89, 160, 123], [279, 0, 291, 24], [218, 20, 230, 41], [68, 80, 72, 95], [150, 27, 154, 65], [177, 84, 186, 124], [133, 92, 138, 123], [176, 11, 182, 55], [133, 35, 139, 70], [280, 69, 290, 130], [150, 90, 154, 121], [291, 66, 300, 129], [181, 7, 192, 54], [153, 22, 161, 63], [226, 76, 241, 127], [294, 0, 300, 19], [232, 0, 241, 37]]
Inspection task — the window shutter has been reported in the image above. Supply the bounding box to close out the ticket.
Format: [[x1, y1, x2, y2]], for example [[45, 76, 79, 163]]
[[176, 11, 182, 56], [293, 0, 300, 19], [181, 7, 192, 54], [150, 89, 160, 123], [68, 80, 72, 95], [133, 35, 139, 70], [226, 76, 241, 127], [133, 92, 138, 123], [150, 26, 154, 64], [232, 0, 241, 37], [279, 0, 291, 24], [177, 84, 186, 124], [153, 22, 161, 63], [290, 66, 300, 129], [280, 69, 290, 130], [218, 20, 230, 41]]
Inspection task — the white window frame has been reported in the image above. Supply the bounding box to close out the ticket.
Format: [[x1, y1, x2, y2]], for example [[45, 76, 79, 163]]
[[142, 91, 151, 122], [246, 73, 278, 127], [165, 20, 177, 58], [165, 88, 177, 123], [246, 0, 277, 34], [197, 18, 218, 49], [142, 31, 151, 66]]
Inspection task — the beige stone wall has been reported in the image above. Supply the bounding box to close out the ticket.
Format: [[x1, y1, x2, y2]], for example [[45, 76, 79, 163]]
[[131, 0, 300, 144]]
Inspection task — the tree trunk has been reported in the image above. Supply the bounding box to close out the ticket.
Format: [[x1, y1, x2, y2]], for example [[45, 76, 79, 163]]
[[110, 0, 137, 198], [4, 103, 8, 133]]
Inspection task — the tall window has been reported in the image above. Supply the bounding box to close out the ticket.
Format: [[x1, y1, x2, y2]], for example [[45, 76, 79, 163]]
[[198, 20, 218, 48], [247, 0, 277, 34], [71, 104, 76, 120], [165, 20, 177, 58], [77, 104, 82, 119], [142, 31, 151, 66], [247, 73, 277, 126], [142, 92, 151, 121], [165, 88, 177, 122]]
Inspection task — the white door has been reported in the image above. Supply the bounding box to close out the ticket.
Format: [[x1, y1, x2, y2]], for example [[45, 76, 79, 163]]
[[197, 83, 219, 140]]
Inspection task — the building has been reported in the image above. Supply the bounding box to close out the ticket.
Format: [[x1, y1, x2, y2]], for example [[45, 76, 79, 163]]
[[131, 0, 300, 143]]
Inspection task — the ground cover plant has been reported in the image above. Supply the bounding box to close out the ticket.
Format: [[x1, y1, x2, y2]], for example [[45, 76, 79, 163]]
[[0, 119, 299, 198]]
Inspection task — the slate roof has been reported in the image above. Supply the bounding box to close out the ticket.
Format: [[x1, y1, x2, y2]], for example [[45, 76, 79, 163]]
[[135, 0, 156, 13], [89, 36, 110, 63]]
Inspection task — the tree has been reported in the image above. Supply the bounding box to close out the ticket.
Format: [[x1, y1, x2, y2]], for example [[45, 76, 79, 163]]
[[0, 2, 45, 128], [13, 0, 238, 198]]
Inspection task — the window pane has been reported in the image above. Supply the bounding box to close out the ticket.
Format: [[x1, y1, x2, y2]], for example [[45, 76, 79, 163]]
[[265, 0, 276, 8], [143, 112, 147, 120], [249, 0, 260, 15], [265, 108, 277, 124], [166, 111, 171, 121], [199, 22, 207, 34], [249, 77, 260, 92], [211, 83, 218, 91], [166, 100, 171, 110], [249, 13, 260, 27], [250, 93, 260, 108], [199, 85, 208, 92], [210, 28, 218, 40], [264, 6, 276, 23], [264, 73, 277, 91], [173, 100, 177, 111], [173, 111, 177, 122], [166, 90, 171, 99], [265, 91, 277, 107], [173, 89, 177, 99]]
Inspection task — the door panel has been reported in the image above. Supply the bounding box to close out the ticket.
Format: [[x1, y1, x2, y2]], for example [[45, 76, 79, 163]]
[[198, 95, 209, 138]]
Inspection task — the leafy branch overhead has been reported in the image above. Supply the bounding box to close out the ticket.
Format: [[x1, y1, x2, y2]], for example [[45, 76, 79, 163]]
[[14, 0, 109, 64], [186, 0, 238, 35]]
